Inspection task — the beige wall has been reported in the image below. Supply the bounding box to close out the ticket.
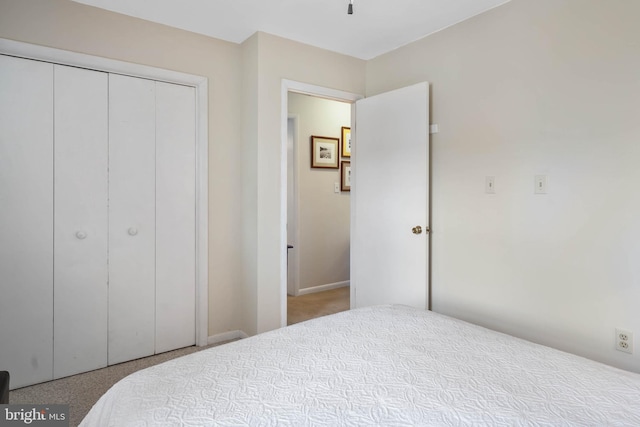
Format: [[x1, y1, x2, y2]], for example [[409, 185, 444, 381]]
[[0, 0, 245, 338], [239, 33, 260, 335], [288, 93, 351, 292], [367, 0, 640, 372], [247, 32, 365, 333]]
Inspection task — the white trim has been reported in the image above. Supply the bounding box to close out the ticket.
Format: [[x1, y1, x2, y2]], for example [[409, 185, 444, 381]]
[[349, 102, 357, 309], [0, 38, 209, 348], [194, 83, 209, 347], [280, 79, 363, 328], [286, 115, 300, 297], [297, 281, 350, 296], [207, 330, 248, 345], [0, 39, 206, 87]]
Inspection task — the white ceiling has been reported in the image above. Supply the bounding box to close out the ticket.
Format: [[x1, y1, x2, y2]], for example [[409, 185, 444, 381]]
[[72, 0, 510, 60]]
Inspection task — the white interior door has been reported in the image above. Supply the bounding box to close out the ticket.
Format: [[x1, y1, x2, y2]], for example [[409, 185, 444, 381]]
[[108, 74, 157, 365], [0, 55, 54, 389], [155, 81, 196, 353], [53, 64, 109, 379], [351, 82, 430, 309]]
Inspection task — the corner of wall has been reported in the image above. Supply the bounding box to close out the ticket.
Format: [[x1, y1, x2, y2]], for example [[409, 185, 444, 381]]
[[239, 33, 260, 336]]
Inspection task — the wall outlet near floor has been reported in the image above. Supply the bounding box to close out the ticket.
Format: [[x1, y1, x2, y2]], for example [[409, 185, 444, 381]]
[[616, 328, 633, 354]]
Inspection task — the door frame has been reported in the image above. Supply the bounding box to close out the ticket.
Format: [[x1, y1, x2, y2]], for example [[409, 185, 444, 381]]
[[0, 38, 210, 347], [286, 115, 300, 297], [280, 80, 363, 327]]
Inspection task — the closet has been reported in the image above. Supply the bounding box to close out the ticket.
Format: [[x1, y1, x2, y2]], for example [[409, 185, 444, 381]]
[[0, 54, 197, 389]]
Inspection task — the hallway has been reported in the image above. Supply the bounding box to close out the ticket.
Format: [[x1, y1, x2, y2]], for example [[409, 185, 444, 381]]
[[287, 287, 349, 325]]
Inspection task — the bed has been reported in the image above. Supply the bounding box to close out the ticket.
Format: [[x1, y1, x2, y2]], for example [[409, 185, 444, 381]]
[[81, 305, 640, 426]]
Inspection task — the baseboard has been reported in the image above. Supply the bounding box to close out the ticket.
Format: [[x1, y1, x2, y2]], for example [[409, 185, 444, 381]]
[[206, 330, 248, 346], [297, 280, 349, 296]]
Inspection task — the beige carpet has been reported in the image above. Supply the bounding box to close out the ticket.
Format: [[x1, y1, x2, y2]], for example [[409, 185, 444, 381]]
[[287, 286, 350, 325], [9, 341, 233, 427]]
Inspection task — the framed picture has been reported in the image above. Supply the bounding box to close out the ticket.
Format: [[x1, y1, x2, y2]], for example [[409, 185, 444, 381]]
[[311, 136, 340, 169], [341, 161, 351, 191], [341, 126, 351, 158]]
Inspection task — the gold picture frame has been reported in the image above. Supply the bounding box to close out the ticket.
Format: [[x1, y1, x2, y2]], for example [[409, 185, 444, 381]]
[[311, 136, 340, 169], [341, 126, 351, 158]]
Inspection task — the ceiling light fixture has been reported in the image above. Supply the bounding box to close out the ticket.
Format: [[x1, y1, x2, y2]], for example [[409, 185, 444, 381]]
[[348, 0, 353, 15]]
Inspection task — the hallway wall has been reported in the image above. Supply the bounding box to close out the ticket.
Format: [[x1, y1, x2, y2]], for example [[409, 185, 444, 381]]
[[288, 93, 351, 294]]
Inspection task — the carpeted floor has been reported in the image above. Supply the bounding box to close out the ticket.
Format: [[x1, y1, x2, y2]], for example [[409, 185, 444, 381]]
[[9, 341, 233, 427], [287, 286, 350, 325]]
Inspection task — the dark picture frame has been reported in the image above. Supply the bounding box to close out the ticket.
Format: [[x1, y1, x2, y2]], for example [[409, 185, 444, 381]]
[[311, 136, 340, 169]]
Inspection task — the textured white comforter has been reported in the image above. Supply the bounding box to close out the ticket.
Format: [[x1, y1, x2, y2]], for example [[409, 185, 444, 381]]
[[81, 305, 640, 426]]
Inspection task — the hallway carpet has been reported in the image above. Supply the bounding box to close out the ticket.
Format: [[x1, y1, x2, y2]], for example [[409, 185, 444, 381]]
[[287, 286, 350, 325]]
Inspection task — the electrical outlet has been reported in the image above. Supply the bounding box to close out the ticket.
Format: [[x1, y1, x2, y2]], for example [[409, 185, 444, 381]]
[[616, 328, 633, 354], [534, 175, 547, 194]]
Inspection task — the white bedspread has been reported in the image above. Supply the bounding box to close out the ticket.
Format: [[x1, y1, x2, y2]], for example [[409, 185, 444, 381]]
[[81, 305, 640, 426]]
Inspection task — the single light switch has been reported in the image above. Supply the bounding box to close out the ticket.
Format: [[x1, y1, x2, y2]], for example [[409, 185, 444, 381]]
[[535, 175, 547, 194], [485, 176, 495, 194], [334, 182, 340, 193]]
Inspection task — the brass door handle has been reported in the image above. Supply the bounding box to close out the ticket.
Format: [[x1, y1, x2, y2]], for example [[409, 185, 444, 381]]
[[412, 225, 430, 235]]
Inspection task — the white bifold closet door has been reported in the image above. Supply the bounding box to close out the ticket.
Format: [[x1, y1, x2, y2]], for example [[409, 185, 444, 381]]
[[0, 57, 196, 387], [53, 65, 109, 379], [0, 55, 54, 389], [155, 82, 196, 353], [108, 74, 157, 365], [108, 76, 196, 361]]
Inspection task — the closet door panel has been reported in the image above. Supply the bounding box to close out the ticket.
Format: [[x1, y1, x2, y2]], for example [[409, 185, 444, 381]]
[[108, 74, 156, 365], [0, 55, 54, 389], [53, 65, 109, 379], [155, 82, 196, 353]]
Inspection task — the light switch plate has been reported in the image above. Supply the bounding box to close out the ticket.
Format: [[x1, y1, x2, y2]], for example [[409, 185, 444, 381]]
[[485, 176, 495, 194], [535, 175, 547, 194]]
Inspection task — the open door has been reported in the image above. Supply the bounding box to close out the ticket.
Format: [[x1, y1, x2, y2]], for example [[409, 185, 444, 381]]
[[351, 82, 429, 309]]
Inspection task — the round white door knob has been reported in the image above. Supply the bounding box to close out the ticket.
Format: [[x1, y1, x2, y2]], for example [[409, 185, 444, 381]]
[[128, 227, 138, 236], [76, 231, 87, 240]]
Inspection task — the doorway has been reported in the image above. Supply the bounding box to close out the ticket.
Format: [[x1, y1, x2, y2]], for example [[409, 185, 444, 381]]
[[280, 80, 362, 327], [286, 93, 351, 325], [280, 81, 431, 327]]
